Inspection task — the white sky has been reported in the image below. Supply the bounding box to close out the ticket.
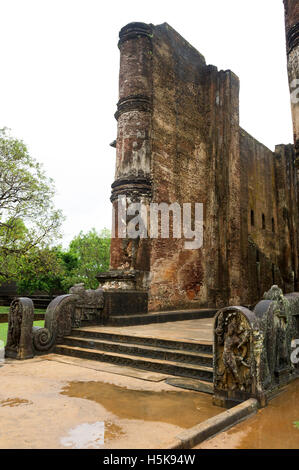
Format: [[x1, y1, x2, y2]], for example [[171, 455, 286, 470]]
[[0, 0, 293, 247]]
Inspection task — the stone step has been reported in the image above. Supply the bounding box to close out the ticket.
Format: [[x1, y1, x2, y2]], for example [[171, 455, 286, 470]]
[[71, 328, 213, 354], [62, 336, 213, 367], [54, 344, 214, 382], [107, 308, 217, 327]]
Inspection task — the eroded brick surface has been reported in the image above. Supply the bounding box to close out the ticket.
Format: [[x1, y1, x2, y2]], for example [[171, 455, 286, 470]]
[[108, 20, 298, 312]]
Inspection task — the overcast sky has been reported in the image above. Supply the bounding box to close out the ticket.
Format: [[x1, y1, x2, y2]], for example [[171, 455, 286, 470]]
[[0, 0, 292, 247]]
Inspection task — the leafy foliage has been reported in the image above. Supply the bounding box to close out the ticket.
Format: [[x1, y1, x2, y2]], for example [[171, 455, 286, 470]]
[[0, 128, 111, 294], [294, 422, 299, 430], [0, 128, 63, 283], [61, 228, 111, 290], [13, 228, 111, 293], [16, 247, 65, 294]]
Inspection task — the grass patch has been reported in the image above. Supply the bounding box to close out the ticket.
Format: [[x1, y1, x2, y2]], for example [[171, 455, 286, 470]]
[[0, 306, 46, 315], [0, 320, 45, 346]]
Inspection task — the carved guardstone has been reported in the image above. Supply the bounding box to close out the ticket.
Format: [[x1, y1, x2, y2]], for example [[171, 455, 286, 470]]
[[5, 298, 34, 360], [213, 306, 261, 408], [261, 286, 299, 385], [213, 286, 299, 408], [33, 284, 105, 353]]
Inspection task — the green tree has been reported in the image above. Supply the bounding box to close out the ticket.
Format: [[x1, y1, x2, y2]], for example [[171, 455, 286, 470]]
[[0, 128, 63, 284], [16, 246, 65, 294], [62, 228, 111, 290]]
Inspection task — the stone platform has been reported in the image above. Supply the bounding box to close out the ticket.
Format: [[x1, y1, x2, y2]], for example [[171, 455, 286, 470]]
[[55, 318, 214, 384], [81, 317, 214, 343]]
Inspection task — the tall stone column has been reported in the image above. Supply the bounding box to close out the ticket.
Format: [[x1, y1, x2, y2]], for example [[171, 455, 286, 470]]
[[99, 23, 153, 292], [284, 1, 299, 290], [284, 0, 299, 158]]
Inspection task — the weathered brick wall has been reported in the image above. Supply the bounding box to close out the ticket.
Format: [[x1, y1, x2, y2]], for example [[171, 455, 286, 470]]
[[149, 25, 209, 310], [108, 21, 298, 311], [239, 130, 296, 303], [147, 25, 244, 310]]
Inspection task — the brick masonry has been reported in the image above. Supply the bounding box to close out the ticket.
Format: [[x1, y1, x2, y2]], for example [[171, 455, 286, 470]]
[[108, 19, 299, 312]]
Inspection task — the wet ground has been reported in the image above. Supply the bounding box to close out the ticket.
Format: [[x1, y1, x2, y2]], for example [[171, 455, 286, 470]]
[[61, 380, 219, 429], [197, 379, 299, 449], [0, 355, 222, 449]]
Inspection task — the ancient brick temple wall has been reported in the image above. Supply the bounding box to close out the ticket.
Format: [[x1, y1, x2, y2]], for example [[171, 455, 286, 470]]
[[148, 25, 243, 310], [240, 131, 298, 301], [240, 129, 279, 301], [147, 25, 208, 310], [108, 21, 298, 311]]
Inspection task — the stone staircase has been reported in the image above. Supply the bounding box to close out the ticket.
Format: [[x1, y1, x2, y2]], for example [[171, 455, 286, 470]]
[[54, 322, 214, 383]]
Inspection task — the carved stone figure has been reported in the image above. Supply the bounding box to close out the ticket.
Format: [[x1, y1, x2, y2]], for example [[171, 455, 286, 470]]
[[222, 319, 250, 391], [5, 298, 34, 360], [263, 285, 284, 303], [214, 286, 299, 408], [214, 309, 252, 397], [69, 283, 104, 326], [69, 283, 104, 307], [262, 285, 293, 380]]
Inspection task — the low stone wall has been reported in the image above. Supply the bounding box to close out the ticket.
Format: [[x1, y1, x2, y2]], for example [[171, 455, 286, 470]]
[[168, 398, 258, 449], [0, 282, 59, 309]]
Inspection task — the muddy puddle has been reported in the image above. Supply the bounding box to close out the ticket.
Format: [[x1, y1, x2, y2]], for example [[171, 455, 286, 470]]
[[105, 420, 125, 441], [224, 379, 299, 449], [0, 398, 32, 407], [61, 380, 222, 429]]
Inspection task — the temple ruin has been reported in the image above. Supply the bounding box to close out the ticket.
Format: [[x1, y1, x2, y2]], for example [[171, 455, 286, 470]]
[[5, 1, 299, 412], [98, 1, 299, 315]]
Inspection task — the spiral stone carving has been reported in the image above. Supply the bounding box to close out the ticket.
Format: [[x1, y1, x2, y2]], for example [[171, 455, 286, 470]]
[[32, 294, 76, 353], [32, 326, 55, 352], [32, 286, 105, 354]]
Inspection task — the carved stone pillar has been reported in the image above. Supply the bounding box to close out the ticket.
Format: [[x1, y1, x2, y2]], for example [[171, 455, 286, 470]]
[[284, 1, 299, 156], [101, 23, 153, 293], [283, 1, 299, 290]]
